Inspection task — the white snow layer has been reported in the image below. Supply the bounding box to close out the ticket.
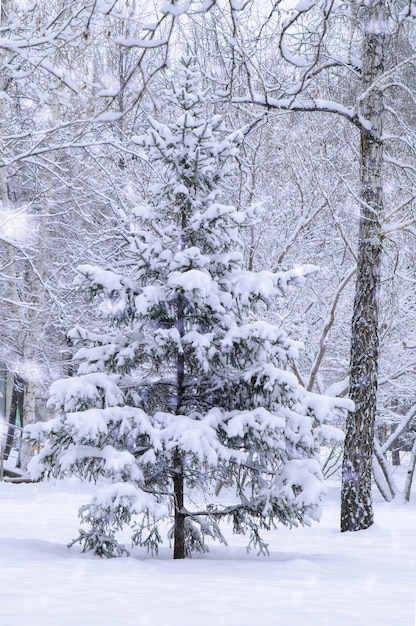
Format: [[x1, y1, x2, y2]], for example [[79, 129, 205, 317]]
[[0, 479, 414, 625]]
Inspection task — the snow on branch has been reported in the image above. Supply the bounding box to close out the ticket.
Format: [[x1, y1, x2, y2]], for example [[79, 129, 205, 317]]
[[74, 264, 137, 296], [230, 264, 319, 302]]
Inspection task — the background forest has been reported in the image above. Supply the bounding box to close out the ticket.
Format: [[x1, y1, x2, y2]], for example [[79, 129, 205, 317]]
[[0, 0, 415, 549]]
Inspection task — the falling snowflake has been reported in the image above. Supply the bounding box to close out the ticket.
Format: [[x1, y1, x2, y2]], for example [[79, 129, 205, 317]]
[[0, 206, 36, 243]]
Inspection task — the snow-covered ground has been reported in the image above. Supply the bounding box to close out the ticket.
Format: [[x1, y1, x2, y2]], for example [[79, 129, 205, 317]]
[[0, 478, 414, 626]]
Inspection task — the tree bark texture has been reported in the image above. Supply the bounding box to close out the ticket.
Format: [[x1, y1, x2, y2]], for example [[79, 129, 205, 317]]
[[341, 2, 385, 532], [173, 449, 186, 559], [3, 374, 24, 461], [173, 285, 186, 559]]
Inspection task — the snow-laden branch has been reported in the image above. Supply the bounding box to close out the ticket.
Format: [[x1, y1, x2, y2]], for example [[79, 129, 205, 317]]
[[307, 266, 356, 392], [380, 403, 416, 455], [233, 93, 369, 131], [230, 264, 319, 303]]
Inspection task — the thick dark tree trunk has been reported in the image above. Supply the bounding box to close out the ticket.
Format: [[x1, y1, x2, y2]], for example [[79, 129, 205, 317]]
[[341, 2, 385, 532]]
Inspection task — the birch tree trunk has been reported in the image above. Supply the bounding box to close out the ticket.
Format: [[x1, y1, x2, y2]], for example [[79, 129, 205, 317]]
[[341, 2, 385, 532]]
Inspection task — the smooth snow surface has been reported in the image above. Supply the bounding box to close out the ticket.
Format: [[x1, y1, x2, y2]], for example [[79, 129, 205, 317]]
[[0, 480, 414, 625]]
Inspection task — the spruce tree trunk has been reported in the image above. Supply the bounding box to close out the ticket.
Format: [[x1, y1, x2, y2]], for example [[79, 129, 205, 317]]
[[173, 293, 186, 559], [173, 450, 185, 559], [341, 2, 385, 532]]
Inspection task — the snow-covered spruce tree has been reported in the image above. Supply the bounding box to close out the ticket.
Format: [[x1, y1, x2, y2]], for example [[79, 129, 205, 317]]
[[27, 57, 351, 559]]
